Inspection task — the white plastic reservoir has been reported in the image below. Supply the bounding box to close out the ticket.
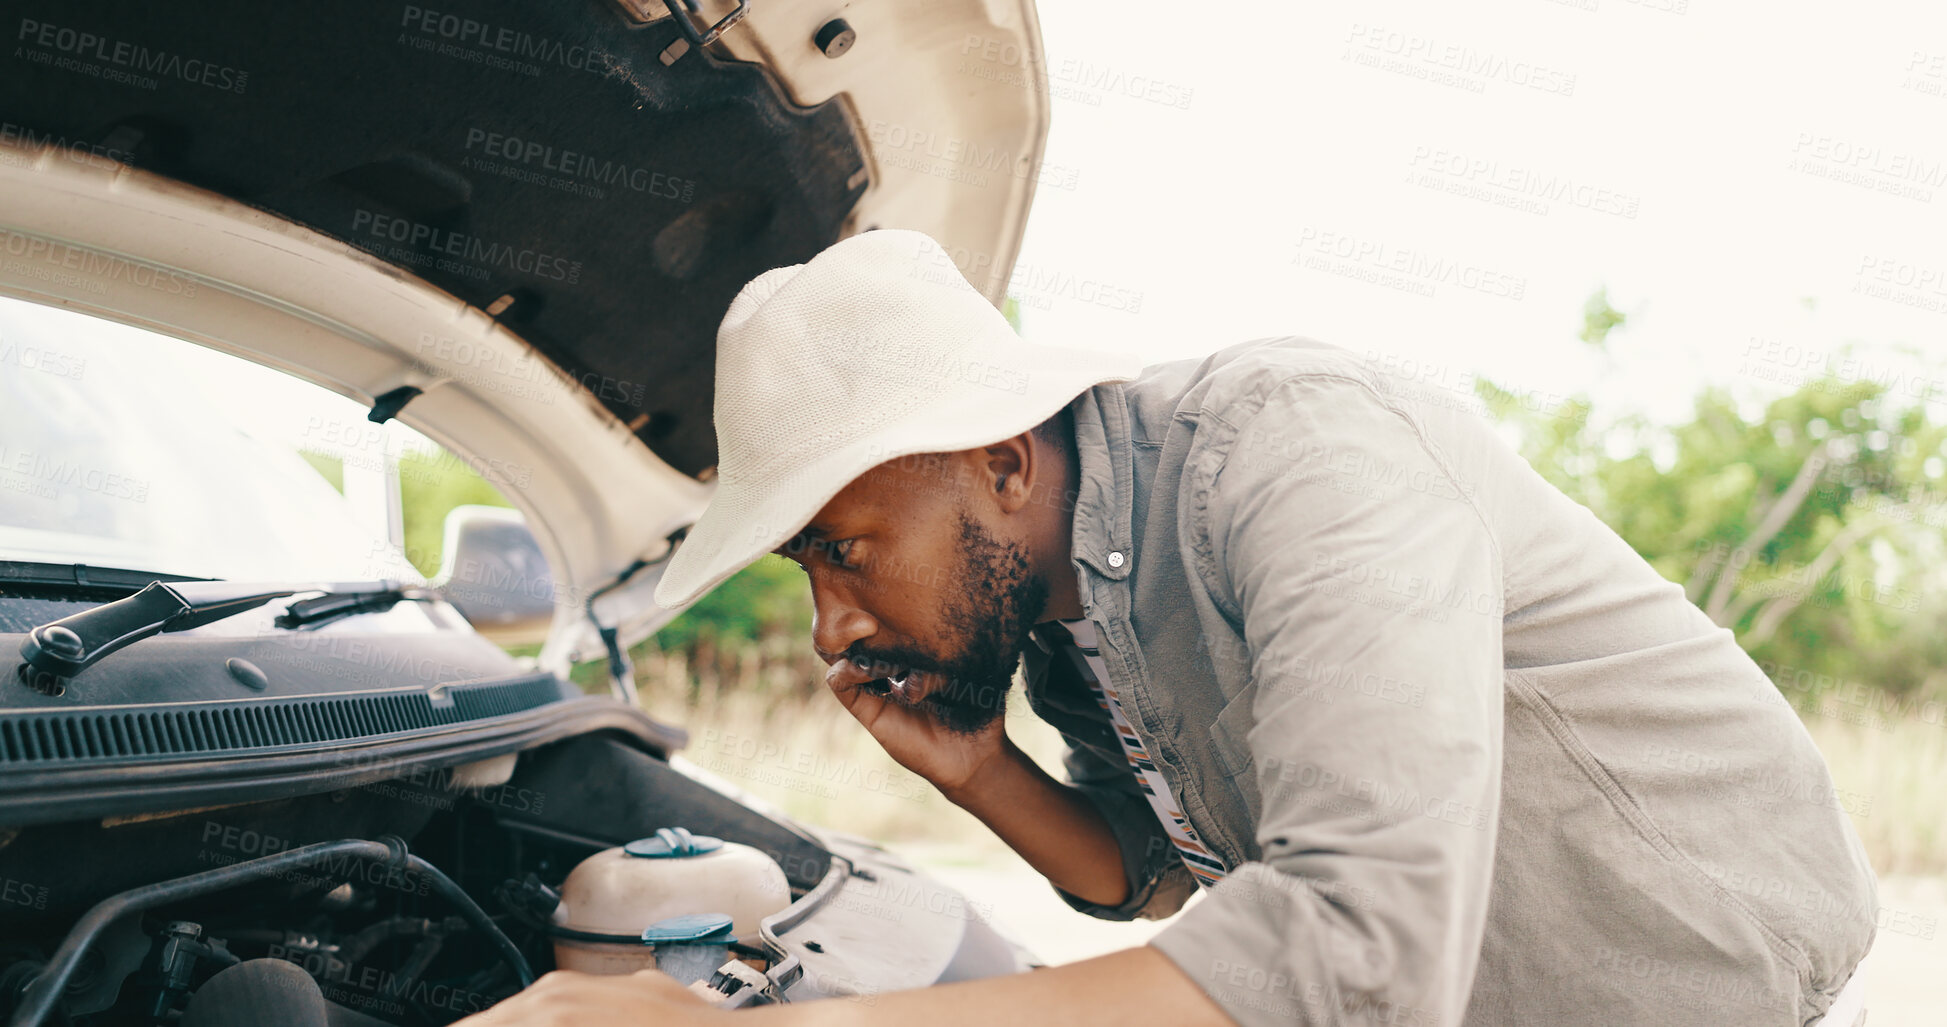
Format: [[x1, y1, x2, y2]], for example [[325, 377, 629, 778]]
[[552, 827, 792, 975]]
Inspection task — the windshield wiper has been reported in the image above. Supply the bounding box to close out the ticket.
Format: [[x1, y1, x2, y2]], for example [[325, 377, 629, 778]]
[[16, 580, 428, 696], [0, 560, 208, 591]]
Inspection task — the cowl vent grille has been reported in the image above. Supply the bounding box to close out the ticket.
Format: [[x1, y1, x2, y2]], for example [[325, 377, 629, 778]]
[[0, 675, 563, 765]]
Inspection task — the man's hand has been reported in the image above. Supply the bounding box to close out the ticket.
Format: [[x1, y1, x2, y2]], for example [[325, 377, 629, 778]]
[[450, 950, 1229, 1026], [825, 653, 1131, 907], [455, 968, 729, 1026], [744, 946, 1231, 1027], [823, 656, 1008, 793]]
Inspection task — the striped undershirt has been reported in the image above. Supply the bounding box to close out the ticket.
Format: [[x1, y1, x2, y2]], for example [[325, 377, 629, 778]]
[[1045, 618, 1228, 888]]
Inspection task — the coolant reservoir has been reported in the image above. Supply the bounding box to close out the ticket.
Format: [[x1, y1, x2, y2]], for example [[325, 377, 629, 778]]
[[553, 827, 791, 975]]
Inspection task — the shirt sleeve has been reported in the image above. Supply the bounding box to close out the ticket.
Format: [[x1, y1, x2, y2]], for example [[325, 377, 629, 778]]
[[1049, 723, 1199, 921], [1147, 374, 1505, 1027], [1022, 632, 1199, 921]]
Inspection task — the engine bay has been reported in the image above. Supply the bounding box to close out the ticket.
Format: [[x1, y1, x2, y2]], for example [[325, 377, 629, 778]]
[[0, 735, 837, 1025]]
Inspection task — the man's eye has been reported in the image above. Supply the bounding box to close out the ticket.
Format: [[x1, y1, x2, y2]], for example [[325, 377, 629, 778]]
[[828, 539, 861, 569]]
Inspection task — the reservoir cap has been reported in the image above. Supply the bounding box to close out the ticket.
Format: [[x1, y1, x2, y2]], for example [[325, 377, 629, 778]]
[[624, 827, 724, 858], [640, 912, 736, 945]]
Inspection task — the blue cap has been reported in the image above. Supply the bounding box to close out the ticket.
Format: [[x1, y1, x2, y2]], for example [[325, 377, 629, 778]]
[[640, 912, 736, 945], [624, 827, 724, 858]]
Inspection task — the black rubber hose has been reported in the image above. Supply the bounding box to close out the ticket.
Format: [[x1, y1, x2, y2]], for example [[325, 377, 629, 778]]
[[401, 851, 533, 989], [9, 836, 532, 1027]]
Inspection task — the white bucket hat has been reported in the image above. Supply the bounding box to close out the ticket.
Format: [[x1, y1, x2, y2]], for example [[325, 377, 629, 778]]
[[652, 229, 1143, 609]]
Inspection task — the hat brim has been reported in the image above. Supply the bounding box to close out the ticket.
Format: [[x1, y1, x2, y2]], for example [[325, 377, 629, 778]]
[[651, 344, 1141, 609]]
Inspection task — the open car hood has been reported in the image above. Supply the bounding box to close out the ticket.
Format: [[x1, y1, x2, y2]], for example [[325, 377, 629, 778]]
[[0, 0, 1051, 665]]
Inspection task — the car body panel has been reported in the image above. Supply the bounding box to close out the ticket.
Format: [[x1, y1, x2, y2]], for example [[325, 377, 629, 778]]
[[0, 0, 1047, 652], [0, 2, 1051, 1016]]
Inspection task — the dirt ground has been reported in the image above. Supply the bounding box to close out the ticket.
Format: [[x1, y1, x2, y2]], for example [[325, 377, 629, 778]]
[[907, 845, 1944, 1026]]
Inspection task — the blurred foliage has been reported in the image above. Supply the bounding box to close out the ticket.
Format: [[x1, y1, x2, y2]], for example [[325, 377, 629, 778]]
[[1579, 287, 1627, 349], [1481, 304, 1947, 708], [299, 451, 345, 492], [655, 554, 812, 650], [396, 450, 512, 576], [299, 448, 513, 577]]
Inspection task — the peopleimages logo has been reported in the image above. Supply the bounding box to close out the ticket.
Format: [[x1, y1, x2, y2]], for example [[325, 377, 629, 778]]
[[1342, 23, 1576, 97], [0, 443, 151, 502], [0, 229, 199, 296], [461, 129, 695, 202], [15, 18, 249, 93], [349, 209, 583, 284], [0, 122, 134, 168], [0, 339, 86, 380], [1, 875, 49, 910], [397, 5, 618, 77], [1406, 146, 1641, 220], [1292, 227, 1527, 301]]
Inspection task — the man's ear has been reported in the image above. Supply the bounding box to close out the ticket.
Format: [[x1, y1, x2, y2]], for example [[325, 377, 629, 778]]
[[978, 432, 1035, 513]]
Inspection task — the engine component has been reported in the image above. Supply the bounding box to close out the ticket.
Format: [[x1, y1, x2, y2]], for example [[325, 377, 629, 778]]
[[178, 959, 392, 1027], [494, 736, 832, 893], [136, 921, 239, 1021], [7, 836, 531, 1027], [635, 913, 735, 986], [551, 827, 789, 975]]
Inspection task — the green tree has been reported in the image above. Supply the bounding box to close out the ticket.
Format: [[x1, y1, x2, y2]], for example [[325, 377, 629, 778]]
[[395, 449, 514, 576], [655, 554, 812, 652], [1481, 301, 1947, 707], [1579, 287, 1627, 350], [296, 446, 514, 577]]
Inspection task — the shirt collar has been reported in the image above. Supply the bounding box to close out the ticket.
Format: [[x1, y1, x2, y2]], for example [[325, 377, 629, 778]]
[[1067, 383, 1136, 582], [1028, 620, 1067, 654]]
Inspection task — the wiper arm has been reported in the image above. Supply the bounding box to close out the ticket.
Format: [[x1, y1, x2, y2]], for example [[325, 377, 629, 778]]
[[16, 580, 424, 695], [275, 587, 428, 630]]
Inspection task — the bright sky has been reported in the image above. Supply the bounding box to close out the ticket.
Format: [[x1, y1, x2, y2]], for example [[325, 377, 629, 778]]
[[1013, 0, 1947, 430]]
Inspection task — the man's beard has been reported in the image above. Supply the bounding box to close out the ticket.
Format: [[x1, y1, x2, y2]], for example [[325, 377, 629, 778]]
[[846, 509, 1048, 735]]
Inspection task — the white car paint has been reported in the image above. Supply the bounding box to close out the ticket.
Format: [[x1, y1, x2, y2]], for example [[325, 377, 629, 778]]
[[0, 0, 1046, 675]]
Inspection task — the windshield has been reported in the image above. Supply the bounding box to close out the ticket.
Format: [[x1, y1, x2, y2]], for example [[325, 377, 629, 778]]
[[0, 296, 418, 584]]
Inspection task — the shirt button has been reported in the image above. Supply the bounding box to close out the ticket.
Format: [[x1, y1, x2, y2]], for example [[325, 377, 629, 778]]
[[1107, 551, 1126, 568]]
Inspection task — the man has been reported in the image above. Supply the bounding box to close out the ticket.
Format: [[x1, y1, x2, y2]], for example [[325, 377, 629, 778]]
[[467, 230, 1876, 1025]]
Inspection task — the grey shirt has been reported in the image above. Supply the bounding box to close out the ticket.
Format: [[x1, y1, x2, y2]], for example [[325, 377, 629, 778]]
[[1020, 337, 1877, 1026]]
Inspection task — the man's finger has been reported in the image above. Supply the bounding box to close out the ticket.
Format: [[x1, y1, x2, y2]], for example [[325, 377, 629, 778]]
[[627, 967, 708, 999], [825, 655, 886, 709]]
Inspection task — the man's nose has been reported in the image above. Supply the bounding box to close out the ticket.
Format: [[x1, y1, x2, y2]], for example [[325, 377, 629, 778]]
[[810, 595, 878, 664]]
